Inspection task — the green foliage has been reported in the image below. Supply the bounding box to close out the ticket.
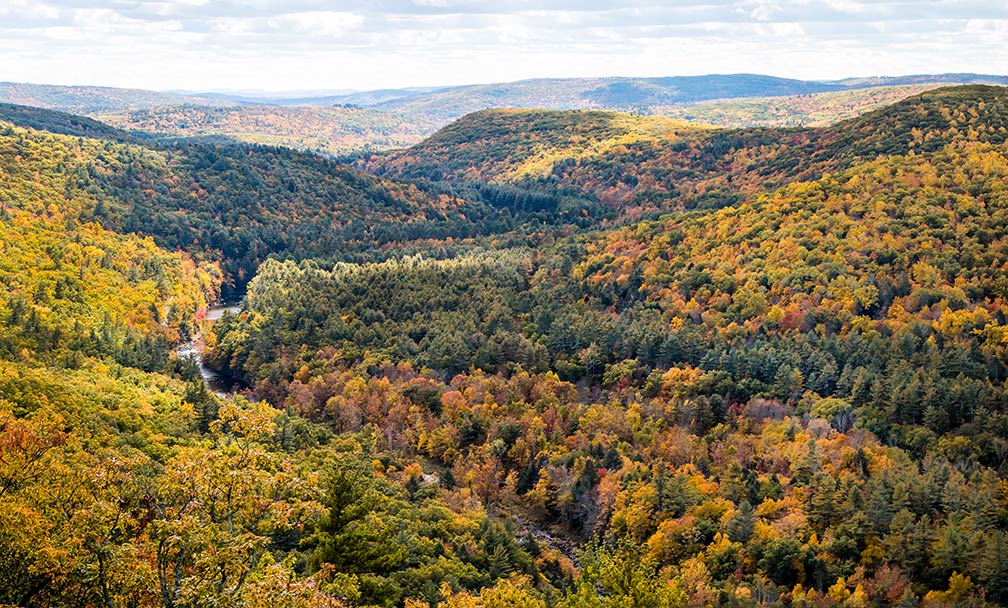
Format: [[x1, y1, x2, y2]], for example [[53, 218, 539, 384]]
[[0, 102, 140, 142], [4, 84, 1008, 608], [307, 460, 406, 576], [0, 115, 532, 299], [372, 85, 1008, 216], [0, 170, 217, 364], [560, 538, 686, 608]]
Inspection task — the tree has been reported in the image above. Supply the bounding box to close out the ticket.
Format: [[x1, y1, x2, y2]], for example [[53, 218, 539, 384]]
[[305, 458, 405, 592], [560, 538, 686, 608]]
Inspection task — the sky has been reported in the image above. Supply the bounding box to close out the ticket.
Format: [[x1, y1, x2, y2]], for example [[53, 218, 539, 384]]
[[1, 0, 1007, 93]]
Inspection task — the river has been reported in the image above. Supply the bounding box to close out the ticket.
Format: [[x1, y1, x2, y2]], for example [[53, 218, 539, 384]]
[[177, 304, 242, 397], [204, 304, 241, 322]]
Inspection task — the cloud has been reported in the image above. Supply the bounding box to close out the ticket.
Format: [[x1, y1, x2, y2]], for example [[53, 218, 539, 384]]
[[0, 0, 1005, 90]]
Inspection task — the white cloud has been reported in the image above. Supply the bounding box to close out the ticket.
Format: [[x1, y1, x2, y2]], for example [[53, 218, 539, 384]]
[[0, 0, 1004, 90]]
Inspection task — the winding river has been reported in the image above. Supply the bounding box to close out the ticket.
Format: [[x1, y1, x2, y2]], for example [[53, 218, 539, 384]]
[[177, 304, 241, 396]]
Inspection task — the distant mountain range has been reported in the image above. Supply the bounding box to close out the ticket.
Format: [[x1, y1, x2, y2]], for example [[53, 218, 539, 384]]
[[7, 73, 1008, 115], [4, 73, 1006, 155], [387, 73, 1008, 122], [177, 73, 1008, 119], [0, 81, 237, 114]]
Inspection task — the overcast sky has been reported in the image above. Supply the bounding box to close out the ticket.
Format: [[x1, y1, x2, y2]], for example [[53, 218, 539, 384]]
[[1, 0, 1006, 92]]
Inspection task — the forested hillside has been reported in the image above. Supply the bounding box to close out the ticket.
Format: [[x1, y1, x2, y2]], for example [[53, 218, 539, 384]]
[[6, 76, 1001, 159], [654, 84, 944, 128], [369, 85, 1008, 215], [216, 105, 1008, 450], [0, 102, 140, 142], [3, 84, 1008, 607], [0, 107, 573, 608], [211, 86, 1008, 606], [0, 105, 574, 299], [370, 73, 1008, 123], [98, 104, 442, 156]]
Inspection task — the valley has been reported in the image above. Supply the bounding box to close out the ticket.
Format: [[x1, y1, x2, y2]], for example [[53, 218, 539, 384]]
[[1, 80, 1008, 608]]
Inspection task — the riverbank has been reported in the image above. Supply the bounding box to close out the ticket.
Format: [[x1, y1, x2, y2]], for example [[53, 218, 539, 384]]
[[177, 304, 243, 397]]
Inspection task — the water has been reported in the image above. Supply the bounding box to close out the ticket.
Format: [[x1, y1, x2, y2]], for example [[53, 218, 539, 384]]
[[204, 305, 241, 322], [178, 304, 242, 397]]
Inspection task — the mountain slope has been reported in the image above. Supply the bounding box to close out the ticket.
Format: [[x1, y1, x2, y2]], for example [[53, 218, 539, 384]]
[[0, 113, 220, 360], [100, 83, 948, 158], [372, 109, 707, 182], [207, 84, 1008, 604], [779, 84, 1008, 164], [222, 133, 1008, 414], [0, 107, 502, 299], [0, 102, 141, 143], [371, 74, 839, 122], [369, 85, 1008, 214], [5, 75, 1005, 158]]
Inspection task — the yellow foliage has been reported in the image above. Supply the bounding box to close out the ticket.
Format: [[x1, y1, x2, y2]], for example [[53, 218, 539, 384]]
[[828, 577, 851, 602]]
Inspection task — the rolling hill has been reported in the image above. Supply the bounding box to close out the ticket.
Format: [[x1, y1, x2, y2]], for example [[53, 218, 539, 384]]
[[367, 85, 1008, 213], [0, 104, 520, 299], [0, 81, 234, 114], [5, 74, 1007, 158], [208, 83, 1008, 604], [367, 74, 838, 122], [370, 73, 1008, 122], [96, 104, 441, 156], [5, 82, 1008, 607], [653, 83, 945, 128], [0, 102, 141, 143]]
